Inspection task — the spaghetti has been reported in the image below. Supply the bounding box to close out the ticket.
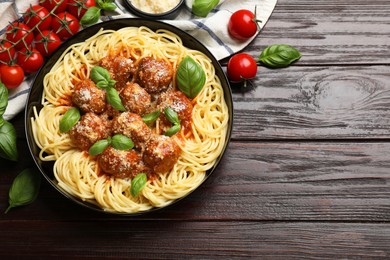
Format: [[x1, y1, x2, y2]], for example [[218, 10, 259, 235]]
[[31, 26, 229, 213]]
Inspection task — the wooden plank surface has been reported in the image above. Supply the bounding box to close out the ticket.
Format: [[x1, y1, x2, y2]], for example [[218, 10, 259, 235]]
[[1, 221, 389, 259]]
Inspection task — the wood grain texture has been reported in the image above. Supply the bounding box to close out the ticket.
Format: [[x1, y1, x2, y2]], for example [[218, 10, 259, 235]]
[[235, 0, 390, 66], [0, 221, 389, 259], [231, 65, 390, 140]]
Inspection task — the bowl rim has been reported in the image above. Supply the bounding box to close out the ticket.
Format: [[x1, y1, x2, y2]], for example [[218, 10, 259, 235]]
[[24, 18, 233, 216], [123, 0, 185, 19]]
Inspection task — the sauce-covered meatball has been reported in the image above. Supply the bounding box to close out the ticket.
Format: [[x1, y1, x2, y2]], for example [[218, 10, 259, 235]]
[[72, 79, 106, 114], [120, 82, 151, 115], [111, 112, 151, 148], [69, 113, 110, 150], [137, 57, 173, 94], [99, 54, 136, 91], [143, 135, 181, 173], [98, 146, 147, 179], [157, 90, 193, 129]]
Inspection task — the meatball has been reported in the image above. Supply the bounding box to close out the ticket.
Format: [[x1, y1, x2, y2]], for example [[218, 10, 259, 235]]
[[69, 113, 110, 151], [72, 79, 106, 114], [99, 54, 136, 91], [120, 82, 151, 115], [157, 90, 193, 128], [143, 135, 181, 174], [111, 112, 151, 148], [98, 146, 147, 179], [137, 57, 173, 94]]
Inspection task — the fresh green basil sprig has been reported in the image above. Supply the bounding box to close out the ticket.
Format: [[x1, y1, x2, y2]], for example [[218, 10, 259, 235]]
[[130, 173, 147, 197], [176, 56, 206, 99], [5, 168, 41, 213], [90, 66, 126, 111], [80, 0, 117, 26], [88, 134, 134, 156], [59, 107, 80, 133], [258, 44, 302, 68], [0, 82, 18, 161], [192, 0, 220, 17], [163, 107, 181, 137], [91, 66, 116, 89], [142, 110, 161, 125]]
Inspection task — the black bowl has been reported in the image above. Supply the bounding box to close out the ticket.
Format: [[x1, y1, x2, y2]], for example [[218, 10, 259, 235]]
[[123, 0, 184, 20], [25, 18, 233, 216]]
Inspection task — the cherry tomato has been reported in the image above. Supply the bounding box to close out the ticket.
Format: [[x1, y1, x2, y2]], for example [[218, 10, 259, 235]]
[[67, 0, 96, 20], [40, 0, 69, 14], [16, 47, 44, 74], [227, 53, 258, 82], [228, 9, 260, 41], [34, 30, 62, 57], [51, 12, 80, 40], [0, 41, 15, 64], [24, 5, 52, 32], [0, 64, 25, 89], [5, 22, 34, 50]]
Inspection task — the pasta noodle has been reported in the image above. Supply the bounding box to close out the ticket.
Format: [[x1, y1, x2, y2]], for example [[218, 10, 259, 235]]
[[31, 26, 229, 213]]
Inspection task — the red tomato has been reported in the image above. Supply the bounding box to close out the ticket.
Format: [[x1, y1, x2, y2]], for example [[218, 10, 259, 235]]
[[228, 9, 260, 41], [0, 64, 25, 89], [5, 22, 34, 50], [0, 41, 15, 64], [40, 0, 69, 14], [227, 53, 258, 83], [16, 47, 45, 74], [67, 0, 96, 20], [34, 30, 62, 57], [51, 12, 80, 40], [24, 5, 52, 32]]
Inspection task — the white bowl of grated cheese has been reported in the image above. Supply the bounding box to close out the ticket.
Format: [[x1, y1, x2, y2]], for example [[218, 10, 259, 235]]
[[124, 0, 184, 20]]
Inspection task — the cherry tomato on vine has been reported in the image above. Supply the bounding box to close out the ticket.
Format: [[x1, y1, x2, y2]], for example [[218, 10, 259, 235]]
[[24, 5, 52, 32], [0, 64, 25, 89], [67, 0, 96, 20], [228, 9, 260, 41], [5, 22, 34, 50], [34, 30, 62, 57], [40, 0, 69, 14], [51, 12, 80, 40], [16, 47, 45, 74], [0, 41, 16, 64], [227, 53, 258, 83]]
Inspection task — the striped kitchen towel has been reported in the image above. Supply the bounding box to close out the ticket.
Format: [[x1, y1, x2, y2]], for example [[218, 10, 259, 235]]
[[0, 0, 277, 120]]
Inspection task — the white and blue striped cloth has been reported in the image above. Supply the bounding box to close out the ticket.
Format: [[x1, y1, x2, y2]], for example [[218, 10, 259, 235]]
[[0, 0, 277, 120]]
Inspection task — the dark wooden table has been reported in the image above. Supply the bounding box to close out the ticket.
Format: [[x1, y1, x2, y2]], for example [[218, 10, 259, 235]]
[[2, 0, 390, 258]]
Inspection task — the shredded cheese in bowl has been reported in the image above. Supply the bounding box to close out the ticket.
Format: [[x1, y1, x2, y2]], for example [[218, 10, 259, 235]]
[[130, 0, 181, 14]]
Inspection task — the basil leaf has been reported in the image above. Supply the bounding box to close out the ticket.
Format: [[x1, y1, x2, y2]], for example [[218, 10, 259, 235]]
[[130, 173, 147, 197], [259, 44, 301, 68], [142, 110, 160, 125], [164, 107, 180, 125], [192, 0, 220, 17], [176, 56, 206, 98], [96, 81, 109, 89], [0, 82, 8, 117], [5, 168, 41, 213], [106, 87, 126, 111], [91, 66, 111, 85], [95, 0, 104, 8], [0, 117, 4, 128], [0, 121, 18, 161], [164, 124, 181, 137], [101, 2, 117, 11], [111, 134, 134, 151], [80, 6, 101, 26], [89, 138, 110, 156], [108, 79, 116, 88], [60, 107, 80, 133]]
